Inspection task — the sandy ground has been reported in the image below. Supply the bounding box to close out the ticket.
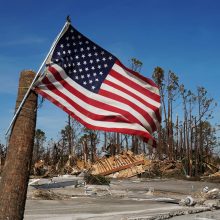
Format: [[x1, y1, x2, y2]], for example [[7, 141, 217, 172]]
[[23, 177, 220, 220]]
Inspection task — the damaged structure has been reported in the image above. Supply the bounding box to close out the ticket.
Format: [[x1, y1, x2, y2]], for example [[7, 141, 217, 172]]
[[91, 150, 147, 178]]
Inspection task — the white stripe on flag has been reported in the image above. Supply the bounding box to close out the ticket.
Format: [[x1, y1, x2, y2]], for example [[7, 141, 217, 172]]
[[112, 63, 160, 96], [41, 64, 154, 130], [100, 82, 154, 131], [37, 86, 150, 132], [102, 75, 160, 128]]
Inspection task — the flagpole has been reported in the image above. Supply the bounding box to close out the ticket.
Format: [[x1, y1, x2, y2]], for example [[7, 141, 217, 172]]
[[5, 18, 71, 136]]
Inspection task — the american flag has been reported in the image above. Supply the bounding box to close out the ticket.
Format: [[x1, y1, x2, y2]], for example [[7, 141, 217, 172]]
[[34, 23, 161, 146]]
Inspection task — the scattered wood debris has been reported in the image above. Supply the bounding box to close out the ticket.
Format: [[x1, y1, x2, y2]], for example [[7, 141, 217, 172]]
[[140, 160, 184, 178], [33, 160, 48, 176], [32, 151, 219, 180], [90, 150, 146, 178], [62, 159, 92, 176], [159, 160, 183, 178], [32, 151, 185, 179], [202, 171, 220, 183]]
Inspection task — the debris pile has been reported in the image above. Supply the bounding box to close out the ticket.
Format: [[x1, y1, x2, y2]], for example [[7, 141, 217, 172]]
[[141, 160, 184, 178], [179, 196, 195, 206], [202, 171, 220, 183], [201, 187, 220, 200], [32, 158, 91, 177], [32, 151, 220, 181], [63, 159, 91, 175], [33, 160, 48, 176], [90, 150, 146, 178], [160, 160, 184, 178], [32, 151, 187, 179], [179, 186, 220, 209]]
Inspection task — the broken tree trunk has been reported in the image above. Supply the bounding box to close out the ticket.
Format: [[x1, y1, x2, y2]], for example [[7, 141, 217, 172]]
[[0, 71, 37, 220]]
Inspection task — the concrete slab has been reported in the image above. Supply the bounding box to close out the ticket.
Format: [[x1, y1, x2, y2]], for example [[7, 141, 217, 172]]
[[24, 198, 182, 220], [24, 178, 220, 220]]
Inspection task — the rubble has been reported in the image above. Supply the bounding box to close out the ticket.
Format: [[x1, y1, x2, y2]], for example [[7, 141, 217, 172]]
[[202, 186, 209, 193], [64, 159, 91, 175], [160, 160, 183, 178], [203, 199, 220, 208], [202, 188, 220, 200], [179, 196, 195, 206], [32, 151, 218, 182], [91, 150, 146, 178], [33, 160, 47, 176], [178, 186, 220, 210], [202, 171, 220, 183]]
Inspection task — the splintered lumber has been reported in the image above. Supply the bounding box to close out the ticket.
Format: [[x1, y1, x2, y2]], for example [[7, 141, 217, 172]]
[[91, 151, 146, 178]]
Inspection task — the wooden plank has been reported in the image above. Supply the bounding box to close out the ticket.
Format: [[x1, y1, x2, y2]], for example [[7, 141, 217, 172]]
[[98, 160, 145, 176]]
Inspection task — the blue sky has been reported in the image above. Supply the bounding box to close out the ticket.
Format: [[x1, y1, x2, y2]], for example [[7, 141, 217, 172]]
[[0, 0, 220, 144]]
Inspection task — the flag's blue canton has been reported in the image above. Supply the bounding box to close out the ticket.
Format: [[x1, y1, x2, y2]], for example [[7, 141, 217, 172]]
[[51, 25, 117, 93]]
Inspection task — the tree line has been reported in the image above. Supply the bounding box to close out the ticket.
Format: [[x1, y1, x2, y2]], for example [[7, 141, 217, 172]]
[[152, 67, 219, 176]]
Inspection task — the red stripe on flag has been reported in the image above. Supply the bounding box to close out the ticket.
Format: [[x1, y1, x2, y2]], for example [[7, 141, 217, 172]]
[[109, 68, 160, 103], [103, 78, 161, 123], [99, 88, 156, 132], [41, 77, 133, 123], [115, 60, 159, 89], [48, 66, 143, 125], [35, 87, 156, 146]]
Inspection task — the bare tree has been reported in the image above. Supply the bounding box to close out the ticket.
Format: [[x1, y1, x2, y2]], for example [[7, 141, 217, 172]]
[[32, 129, 46, 164]]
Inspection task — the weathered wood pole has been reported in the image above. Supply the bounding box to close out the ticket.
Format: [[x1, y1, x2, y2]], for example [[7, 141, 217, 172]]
[[0, 70, 37, 220]]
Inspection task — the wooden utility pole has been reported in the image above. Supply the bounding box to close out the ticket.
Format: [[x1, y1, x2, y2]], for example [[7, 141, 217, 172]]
[[0, 70, 37, 220]]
